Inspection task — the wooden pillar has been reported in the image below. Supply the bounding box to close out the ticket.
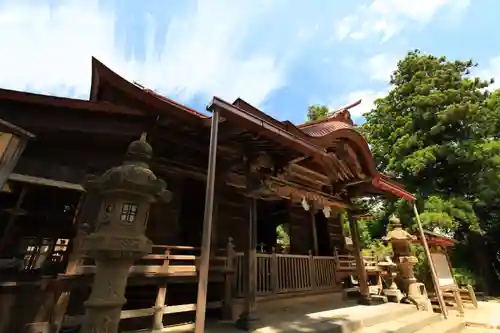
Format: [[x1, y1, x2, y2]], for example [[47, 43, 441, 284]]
[[310, 209, 319, 256], [211, 166, 229, 253], [0, 184, 28, 255], [49, 189, 101, 333], [194, 110, 220, 333], [235, 197, 258, 331], [210, 195, 220, 255], [347, 212, 371, 304], [65, 189, 101, 273], [286, 200, 294, 254], [222, 237, 235, 320], [153, 249, 170, 331]]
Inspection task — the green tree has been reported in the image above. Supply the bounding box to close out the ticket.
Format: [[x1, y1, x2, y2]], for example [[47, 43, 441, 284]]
[[307, 105, 330, 122], [276, 224, 290, 251], [361, 50, 500, 292]]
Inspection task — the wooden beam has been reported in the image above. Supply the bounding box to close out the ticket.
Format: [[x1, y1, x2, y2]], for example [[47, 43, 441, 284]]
[[289, 163, 329, 184], [209, 97, 323, 158], [0, 109, 148, 136], [0, 185, 28, 254], [0, 88, 146, 116], [217, 121, 246, 141]]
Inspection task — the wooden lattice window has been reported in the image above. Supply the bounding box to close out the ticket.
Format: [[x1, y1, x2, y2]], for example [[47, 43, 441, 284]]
[[51, 238, 70, 264], [19, 237, 70, 270], [20, 238, 52, 270]]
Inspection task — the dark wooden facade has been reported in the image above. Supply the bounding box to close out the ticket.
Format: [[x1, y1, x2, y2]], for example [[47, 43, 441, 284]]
[[0, 57, 414, 332]]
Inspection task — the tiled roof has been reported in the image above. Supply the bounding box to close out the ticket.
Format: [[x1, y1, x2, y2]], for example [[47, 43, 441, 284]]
[[297, 99, 360, 138], [300, 120, 352, 137], [138, 86, 209, 118]]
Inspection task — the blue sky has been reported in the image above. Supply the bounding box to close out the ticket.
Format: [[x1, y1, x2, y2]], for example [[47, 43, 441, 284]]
[[0, 0, 499, 125]]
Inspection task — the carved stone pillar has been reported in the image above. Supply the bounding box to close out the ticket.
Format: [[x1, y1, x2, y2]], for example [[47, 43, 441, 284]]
[[384, 215, 431, 311], [80, 134, 171, 333]]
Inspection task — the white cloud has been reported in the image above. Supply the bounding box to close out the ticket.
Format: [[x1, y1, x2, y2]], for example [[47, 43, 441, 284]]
[[0, 1, 116, 98], [363, 53, 399, 82], [334, 0, 470, 42], [478, 56, 500, 91], [0, 0, 291, 107], [331, 89, 387, 121]]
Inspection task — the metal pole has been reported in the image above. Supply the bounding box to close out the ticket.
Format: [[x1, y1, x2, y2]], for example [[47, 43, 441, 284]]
[[412, 203, 448, 319], [194, 109, 220, 333]]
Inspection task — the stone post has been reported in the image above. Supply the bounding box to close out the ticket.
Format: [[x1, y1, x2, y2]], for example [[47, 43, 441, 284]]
[[384, 215, 431, 311], [80, 133, 171, 333]]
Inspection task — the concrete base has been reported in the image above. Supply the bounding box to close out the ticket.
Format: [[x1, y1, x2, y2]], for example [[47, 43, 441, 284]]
[[231, 289, 343, 321], [23, 322, 50, 333], [235, 312, 259, 331], [358, 293, 388, 305], [384, 288, 404, 303], [204, 302, 435, 333], [370, 295, 389, 304], [358, 295, 374, 305], [403, 295, 433, 312]]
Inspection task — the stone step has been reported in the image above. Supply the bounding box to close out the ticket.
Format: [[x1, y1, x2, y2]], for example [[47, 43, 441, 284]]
[[358, 310, 441, 333], [462, 328, 500, 332], [159, 303, 422, 333], [414, 317, 465, 333], [299, 303, 419, 332]]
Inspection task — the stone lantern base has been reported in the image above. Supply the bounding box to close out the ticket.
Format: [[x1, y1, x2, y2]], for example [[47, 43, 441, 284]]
[[406, 282, 433, 312]]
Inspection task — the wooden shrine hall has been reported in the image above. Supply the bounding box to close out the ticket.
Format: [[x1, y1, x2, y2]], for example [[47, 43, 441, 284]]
[[0, 57, 415, 333]]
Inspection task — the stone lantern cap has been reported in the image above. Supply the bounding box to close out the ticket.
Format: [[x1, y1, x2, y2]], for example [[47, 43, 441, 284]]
[[383, 215, 417, 241], [87, 133, 170, 201]]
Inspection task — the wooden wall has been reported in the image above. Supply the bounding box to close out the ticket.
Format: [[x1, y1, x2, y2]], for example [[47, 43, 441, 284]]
[[216, 185, 249, 252], [145, 175, 184, 245], [289, 205, 313, 254]]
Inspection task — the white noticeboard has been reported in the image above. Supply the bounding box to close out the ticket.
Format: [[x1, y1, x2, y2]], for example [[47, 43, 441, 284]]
[[430, 252, 456, 288]]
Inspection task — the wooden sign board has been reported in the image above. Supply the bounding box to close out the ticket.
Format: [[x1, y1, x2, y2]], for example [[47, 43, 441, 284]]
[[430, 252, 456, 288]]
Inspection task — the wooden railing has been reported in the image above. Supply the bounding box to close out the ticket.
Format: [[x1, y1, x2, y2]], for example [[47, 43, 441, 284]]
[[335, 253, 357, 271], [68, 244, 228, 277], [314, 256, 337, 288], [334, 252, 380, 273], [234, 250, 337, 297], [59, 240, 383, 331], [116, 240, 235, 332]]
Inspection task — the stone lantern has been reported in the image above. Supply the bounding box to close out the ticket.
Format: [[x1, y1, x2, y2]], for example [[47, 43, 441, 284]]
[[80, 133, 171, 333], [383, 215, 431, 311]]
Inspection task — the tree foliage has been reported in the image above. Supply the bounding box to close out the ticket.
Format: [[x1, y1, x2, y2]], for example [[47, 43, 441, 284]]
[[276, 224, 290, 251], [305, 49, 500, 292], [356, 50, 500, 292], [307, 105, 330, 122], [362, 50, 500, 235]]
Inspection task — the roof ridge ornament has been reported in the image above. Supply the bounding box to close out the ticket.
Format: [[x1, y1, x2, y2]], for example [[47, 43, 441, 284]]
[[389, 214, 402, 228], [298, 99, 360, 129], [125, 132, 152, 163]]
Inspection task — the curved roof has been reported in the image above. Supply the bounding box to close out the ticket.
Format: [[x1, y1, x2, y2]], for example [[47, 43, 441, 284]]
[[296, 100, 378, 178], [0, 55, 414, 201], [412, 230, 455, 247], [90, 57, 208, 121], [86, 57, 415, 201]]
